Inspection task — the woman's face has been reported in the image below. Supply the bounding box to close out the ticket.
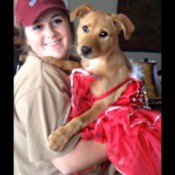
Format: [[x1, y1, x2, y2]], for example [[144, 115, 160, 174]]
[[25, 8, 72, 60]]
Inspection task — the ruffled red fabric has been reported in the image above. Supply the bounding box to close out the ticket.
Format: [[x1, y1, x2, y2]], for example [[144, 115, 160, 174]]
[[69, 69, 161, 175]]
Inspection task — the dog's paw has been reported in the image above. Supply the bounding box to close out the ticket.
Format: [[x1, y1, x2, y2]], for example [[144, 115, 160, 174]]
[[48, 126, 69, 151]]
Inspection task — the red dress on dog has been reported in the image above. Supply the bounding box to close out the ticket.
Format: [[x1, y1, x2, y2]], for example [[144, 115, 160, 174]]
[[69, 68, 161, 175]]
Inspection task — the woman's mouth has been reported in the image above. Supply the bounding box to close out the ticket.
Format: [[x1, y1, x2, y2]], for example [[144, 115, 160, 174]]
[[45, 39, 61, 47]]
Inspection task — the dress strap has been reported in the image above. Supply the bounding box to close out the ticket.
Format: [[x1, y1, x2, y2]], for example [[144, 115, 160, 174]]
[[93, 77, 133, 101]]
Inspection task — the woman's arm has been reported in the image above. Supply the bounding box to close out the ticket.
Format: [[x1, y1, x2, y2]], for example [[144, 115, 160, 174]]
[[51, 139, 107, 174]]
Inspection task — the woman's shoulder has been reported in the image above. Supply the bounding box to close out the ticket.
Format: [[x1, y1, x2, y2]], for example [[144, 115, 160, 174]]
[[41, 59, 69, 87], [25, 53, 69, 84], [14, 54, 70, 99]]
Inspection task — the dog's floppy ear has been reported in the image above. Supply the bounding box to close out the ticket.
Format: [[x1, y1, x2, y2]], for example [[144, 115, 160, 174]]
[[70, 3, 94, 22], [112, 14, 135, 40]]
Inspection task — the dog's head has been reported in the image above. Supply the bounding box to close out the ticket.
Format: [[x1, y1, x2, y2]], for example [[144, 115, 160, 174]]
[[70, 4, 135, 59]]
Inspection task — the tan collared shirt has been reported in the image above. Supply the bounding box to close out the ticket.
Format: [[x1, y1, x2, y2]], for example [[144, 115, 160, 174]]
[[14, 54, 79, 175]]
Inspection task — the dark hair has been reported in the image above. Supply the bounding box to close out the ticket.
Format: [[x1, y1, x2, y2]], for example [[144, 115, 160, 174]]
[[18, 10, 75, 61]]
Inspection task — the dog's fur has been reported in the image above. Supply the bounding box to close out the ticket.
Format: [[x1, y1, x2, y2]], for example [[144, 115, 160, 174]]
[[46, 4, 135, 173], [47, 3, 135, 151], [47, 3, 135, 150]]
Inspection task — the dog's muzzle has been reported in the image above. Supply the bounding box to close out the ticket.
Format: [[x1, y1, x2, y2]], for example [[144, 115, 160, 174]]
[[81, 45, 92, 57]]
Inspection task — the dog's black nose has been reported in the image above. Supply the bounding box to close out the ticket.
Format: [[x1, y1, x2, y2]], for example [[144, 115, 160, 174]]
[[81, 46, 91, 56]]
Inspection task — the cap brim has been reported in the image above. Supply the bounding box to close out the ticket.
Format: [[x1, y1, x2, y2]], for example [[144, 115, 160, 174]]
[[23, 4, 70, 26]]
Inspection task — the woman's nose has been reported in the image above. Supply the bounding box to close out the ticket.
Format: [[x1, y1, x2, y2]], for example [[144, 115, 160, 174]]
[[45, 25, 57, 38]]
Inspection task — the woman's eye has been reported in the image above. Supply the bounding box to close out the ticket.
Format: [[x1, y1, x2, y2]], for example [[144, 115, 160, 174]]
[[99, 31, 108, 37], [33, 25, 42, 31], [53, 19, 62, 24], [82, 26, 89, 32]]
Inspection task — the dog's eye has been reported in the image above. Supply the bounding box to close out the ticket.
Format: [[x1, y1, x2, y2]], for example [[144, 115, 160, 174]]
[[99, 31, 108, 37], [82, 26, 89, 32]]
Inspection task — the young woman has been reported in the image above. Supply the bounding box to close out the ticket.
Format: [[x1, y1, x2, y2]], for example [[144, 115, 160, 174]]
[[14, 0, 107, 174]]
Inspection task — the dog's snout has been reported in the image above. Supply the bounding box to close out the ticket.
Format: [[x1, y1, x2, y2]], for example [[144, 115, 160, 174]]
[[81, 46, 91, 56]]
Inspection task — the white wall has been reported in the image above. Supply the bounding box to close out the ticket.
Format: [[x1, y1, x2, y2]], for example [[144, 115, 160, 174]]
[[68, 0, 117, 13], [67, 0, 161, 71]]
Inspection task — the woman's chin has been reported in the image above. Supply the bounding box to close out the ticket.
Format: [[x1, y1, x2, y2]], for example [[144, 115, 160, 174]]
[[46, 52, 65, 60]]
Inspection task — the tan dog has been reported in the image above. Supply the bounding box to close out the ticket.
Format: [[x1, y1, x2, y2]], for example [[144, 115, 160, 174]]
[[47, 3, 135, 154]]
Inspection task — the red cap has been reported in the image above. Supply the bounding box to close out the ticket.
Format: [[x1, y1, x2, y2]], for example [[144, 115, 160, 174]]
[[15, 0, 70, 26]]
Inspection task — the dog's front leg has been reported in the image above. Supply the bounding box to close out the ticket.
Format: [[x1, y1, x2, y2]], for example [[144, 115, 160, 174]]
[[48, 100, 107, 151], [42, 56, 81, 71]]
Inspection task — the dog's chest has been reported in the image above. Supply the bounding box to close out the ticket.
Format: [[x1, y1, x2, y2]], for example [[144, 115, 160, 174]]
[[90, 78, 115, 97], [84, 58, 101, 72]]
